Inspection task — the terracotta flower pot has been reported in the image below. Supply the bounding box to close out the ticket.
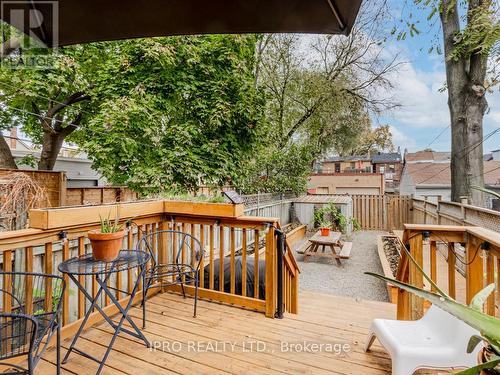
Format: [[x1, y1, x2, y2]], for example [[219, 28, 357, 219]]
[[88, 229, 125, 262], [320, 227, 330, 236]]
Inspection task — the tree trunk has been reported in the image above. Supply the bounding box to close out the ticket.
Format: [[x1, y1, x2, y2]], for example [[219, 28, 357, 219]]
[[441, 0, 486, 206], [38, 132, 65, 170], [0, 37, 21, 60], [0, 135, 17, 169]]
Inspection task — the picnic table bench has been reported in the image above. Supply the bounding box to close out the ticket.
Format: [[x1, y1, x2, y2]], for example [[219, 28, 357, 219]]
[[303, 231, 352, 265]]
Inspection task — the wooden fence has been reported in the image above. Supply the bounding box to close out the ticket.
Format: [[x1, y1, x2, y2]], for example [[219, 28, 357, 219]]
[[0, 168, 65, 207], [66, 187, 137, 206], [351, 194, 413, 230]]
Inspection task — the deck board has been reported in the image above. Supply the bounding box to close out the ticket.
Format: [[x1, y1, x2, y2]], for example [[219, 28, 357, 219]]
[[36, 291, 457, 374]]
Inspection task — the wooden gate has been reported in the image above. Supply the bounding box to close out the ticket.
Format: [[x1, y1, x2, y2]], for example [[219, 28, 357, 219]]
[[352, 194, 412, 230]]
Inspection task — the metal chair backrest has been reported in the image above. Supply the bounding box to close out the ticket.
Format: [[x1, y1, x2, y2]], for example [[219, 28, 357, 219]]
[[136, 230, 204, 270], [0, 272, 65, 317], [0, 313, 37, 361]]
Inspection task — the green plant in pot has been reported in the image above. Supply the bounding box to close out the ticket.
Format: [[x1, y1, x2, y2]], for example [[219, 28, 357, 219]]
[[314, 203, 360, 235], [88, 208, 125, 262], [366, 244, 500, 374]]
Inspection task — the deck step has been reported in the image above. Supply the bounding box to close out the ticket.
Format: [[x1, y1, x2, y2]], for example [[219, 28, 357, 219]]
[[339, 242, 352, 258]]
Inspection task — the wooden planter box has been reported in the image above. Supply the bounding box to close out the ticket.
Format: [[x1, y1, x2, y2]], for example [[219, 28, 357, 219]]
[[377, 235, 399, 304], [285, 224, 307, 248], [163, 200, 244, 218], [29, 200, 164, 230]]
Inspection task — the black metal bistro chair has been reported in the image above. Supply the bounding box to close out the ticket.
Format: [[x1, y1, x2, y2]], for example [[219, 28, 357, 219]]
[[137, 229, 204, 325], [0, 272, 65, 375]]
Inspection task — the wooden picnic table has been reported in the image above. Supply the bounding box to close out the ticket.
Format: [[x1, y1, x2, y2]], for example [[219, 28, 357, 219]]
[[303, 230, 352, 265]]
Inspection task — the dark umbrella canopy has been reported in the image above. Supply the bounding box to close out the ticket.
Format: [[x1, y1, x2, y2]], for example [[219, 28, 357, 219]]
[[1, 0, 362, 47]]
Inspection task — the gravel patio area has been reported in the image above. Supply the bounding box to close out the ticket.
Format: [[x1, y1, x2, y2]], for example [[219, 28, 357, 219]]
[[292, 230, 390, 302]]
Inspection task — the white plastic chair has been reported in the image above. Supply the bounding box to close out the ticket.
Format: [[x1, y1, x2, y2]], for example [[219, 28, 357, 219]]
[[365, 305, 481, 375]]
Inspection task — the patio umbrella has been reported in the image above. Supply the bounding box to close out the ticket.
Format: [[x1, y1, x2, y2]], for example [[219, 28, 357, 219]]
[[0, 0, 362, 47]]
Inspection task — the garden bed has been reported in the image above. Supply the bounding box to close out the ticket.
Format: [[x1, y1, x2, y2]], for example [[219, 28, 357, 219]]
[[377, 234, 402, 303]]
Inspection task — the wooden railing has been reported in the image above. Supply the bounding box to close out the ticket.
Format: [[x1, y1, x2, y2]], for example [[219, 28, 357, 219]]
[[0, 201, 300, 345], [396, 224, 500, 320], [412, 197, 500, 230]]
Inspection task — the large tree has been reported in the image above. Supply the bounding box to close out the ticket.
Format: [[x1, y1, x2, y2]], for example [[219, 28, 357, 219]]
[[0, 34, 265, 193], [0, 39, 94, 170], [237, 1, 400, 193], [401, 0, 499, 205], [75, 35, 264, 194], [439, 0, 498, 205]]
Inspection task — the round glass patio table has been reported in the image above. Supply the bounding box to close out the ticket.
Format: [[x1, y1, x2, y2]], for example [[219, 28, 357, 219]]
[[58, 250, 151, 375], [58, 250, 150, 275]]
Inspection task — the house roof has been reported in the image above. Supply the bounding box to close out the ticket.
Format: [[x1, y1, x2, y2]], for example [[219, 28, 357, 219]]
[[405, 151, 451, 163], [406, 161, 500, 187], [371, 152, 401, 164], [324, 155, 371, 162], [294, 195, 352, 204]]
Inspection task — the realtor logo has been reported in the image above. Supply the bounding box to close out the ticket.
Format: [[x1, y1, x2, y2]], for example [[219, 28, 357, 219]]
[[1, 0, 59, 68]]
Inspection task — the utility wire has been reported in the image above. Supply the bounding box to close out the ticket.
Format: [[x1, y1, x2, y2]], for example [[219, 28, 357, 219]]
[[413, 126, 500, 185], [425, 125, 450, 149]]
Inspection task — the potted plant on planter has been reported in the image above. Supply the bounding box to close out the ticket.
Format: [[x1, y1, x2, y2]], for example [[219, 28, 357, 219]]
[[366, 246, 500, 374], [88, 210, 125, 262]]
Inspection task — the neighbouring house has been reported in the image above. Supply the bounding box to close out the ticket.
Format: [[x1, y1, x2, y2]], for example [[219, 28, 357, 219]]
[[371, 151, 403, 192], [400, 150, 500, 208], [308, 172, 385, 195], [318, 155, 372, 174], [484, 149, 500, 161], [4, 128, 105, 188]]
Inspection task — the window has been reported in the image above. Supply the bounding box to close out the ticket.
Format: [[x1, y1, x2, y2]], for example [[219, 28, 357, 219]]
[[335, 163, 341, 173], [389, 164, 395, 173]]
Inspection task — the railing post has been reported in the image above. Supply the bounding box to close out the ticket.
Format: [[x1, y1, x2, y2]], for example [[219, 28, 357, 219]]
[[423, 196, 428, 224], [275, 228, 285, 319], [265, 225, 276, 318], [437, 196, 442, 225], [408, 233, 424, 320], [465, 233, 484, 304], [460, 196, 468, 225]]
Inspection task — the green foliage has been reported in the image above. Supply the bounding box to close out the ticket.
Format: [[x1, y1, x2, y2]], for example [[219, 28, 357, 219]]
[[447, 2, 500, 61], [0, 41, 93, 136], [236, 31, 396, 194], [99, 207, 122, 233], [313, 203, 360, 234], [237, 143, 312, 194], [160, 192, 226, 203], [340, 125, 395, 156], [16, 154, 37, 168], [76, 35, 264, 194], [32, 282, 66, 314]]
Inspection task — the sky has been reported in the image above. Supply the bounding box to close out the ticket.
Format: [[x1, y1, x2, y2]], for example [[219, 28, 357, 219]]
[[376, 1, 499, 154]]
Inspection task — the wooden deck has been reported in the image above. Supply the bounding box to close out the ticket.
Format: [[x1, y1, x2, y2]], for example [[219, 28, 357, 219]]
[[36, 291, 459, 374], [35, 291, 395, 374]]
